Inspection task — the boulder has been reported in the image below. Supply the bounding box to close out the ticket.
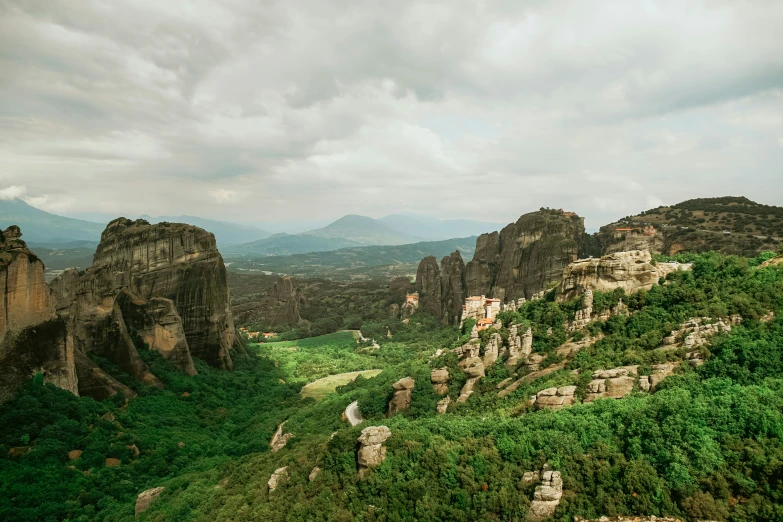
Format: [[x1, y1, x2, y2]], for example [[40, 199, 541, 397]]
[[584, 368, 637, 402], [459, 357, 485, 378], [388, 377, 414, 415], [68, 449, 83, 460], [268, 466, 289, 491], [436, 396, 451, 414], [528, 470, 563, 519], [135, 486, 165, 516], [270, 421, 293, 453], [431, 367, 450, 395], [535, 386, 577, 410], [105, 458, 121, 467], [357, 426, 391, 476], [308, 466, 321, 481]]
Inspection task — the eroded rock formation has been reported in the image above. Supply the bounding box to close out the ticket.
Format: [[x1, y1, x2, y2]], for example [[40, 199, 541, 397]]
[[431, 367, 450, 396], [270, 421, 293, 453], [266, 276, 306, 326], [528, 469, 564, 519], [268, 466, 289, 491], [0, 226, 78, 403], [388, 377, 415, 415], [50, 218, 237, 393], [557, 250, 692, 302], [416, 210, 586, 323], [135, 487, 165, 516], [531, 386, 577, 410], [357, 426, 391, 477], [584, 367, 637, 402]]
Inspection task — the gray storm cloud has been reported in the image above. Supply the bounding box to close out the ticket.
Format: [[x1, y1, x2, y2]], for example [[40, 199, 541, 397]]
[[0, 0, 781, 228]]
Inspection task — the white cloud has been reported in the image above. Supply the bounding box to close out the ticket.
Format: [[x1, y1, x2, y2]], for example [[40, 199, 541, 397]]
[[0, 186, 27, 200], [0, 0, 781, 228], [211, 189, 237, 203]]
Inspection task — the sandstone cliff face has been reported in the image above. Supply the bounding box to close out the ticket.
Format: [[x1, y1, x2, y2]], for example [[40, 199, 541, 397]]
[[415, 210, 585, 323], [486, 210, 585, 302], [265, 276, 305, 326], [0, 226, 54, 342], [415, 256, 441, 318], [439, 251, 465, 325], [556, 250, 692, 302], [51, 218, 235, 372], [0, 227, 78, 403]]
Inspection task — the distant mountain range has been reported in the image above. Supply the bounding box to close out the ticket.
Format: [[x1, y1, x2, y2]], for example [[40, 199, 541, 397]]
[[139, 214, 271, 247], [0, 199, 105, 243], [0, 198, 503, 256]]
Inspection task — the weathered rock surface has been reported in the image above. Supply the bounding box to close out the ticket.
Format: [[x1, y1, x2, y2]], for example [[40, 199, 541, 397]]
[[135, 486, 165, 516], [0, 227, 80, 403], [388, 377, 415, 415], [431, 367, 450, 395], [483, 332, 502, 366], [73, 348, 137, 401], [557, 250, 692, 302], [468, 209, 585, 303], [270, 421, 293, 453], [308, 466, 321, 481], [532, 385, 577, 410], [116, 290, 196, 375], [436, 395, 451, 414], [51, 218, 235, 371], [506, 324, 532, 368], [439, 251, 466, 325], [415, 256, 442, 319], [584, 367, 637, 402], [357, 426, 391, 476], [528, 470, 563, 519], [268, 466, 289, 491], [266, 276, 306, 326]]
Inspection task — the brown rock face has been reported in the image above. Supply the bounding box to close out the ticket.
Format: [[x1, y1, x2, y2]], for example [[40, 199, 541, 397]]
[[556, 250, 692, 302], [0, 226, 80, 403], [439, 251, 465, 325], [415, 256, 442, 318], [416, 210, 585, 323], [135, 487, 165, 516], [117, 291, 196, 375], [357, 425, 391, 476], [51, 218, 236, 374], [388, 377, 415, 416], [0, 226, 54, 341], [266, 276, 305, 326]]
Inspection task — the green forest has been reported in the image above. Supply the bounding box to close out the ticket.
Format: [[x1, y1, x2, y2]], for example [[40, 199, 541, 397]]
[[1, 251, 782, 521]]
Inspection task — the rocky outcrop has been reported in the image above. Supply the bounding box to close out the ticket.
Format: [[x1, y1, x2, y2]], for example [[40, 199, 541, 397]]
[[431, 367, 450, 396], [457, 357, 485, 403], [528, 469, 564, 519], [116, 290, 196, 375], [483, 332, 502, 366], [0, 226, 54, 341], [556, 250, 692, 302], [0, 226, 80, 403], [135, 487, 165, 516], [0, 319, 78, 404], [265, 276, 306, 326], [268, 466, 289, 491], [505, 324, 532, 368], [436, 396, 451, 414], [308, 467, 321, 481], [470, 209, 585, 303], [50, 219, 236, 385], [531, 386, 577, 410], [73, 346, 136, 401], [584, 367, 637, 402], [270, 421, 293, 453], [388, 377, 415, 415], [357, 426, 391, 477], [415, 256, 442, 318], [417, 210, 585, 323]]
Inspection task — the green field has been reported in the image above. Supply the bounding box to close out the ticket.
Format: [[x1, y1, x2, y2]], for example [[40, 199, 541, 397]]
[[300, 369, 383, 400], [252, 331, 382, 386]]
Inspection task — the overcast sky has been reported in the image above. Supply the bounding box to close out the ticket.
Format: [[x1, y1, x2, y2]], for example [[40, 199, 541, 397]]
[[1, 0, 781, 229]]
